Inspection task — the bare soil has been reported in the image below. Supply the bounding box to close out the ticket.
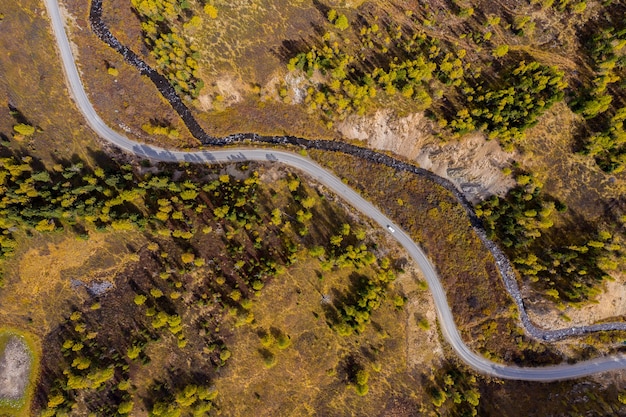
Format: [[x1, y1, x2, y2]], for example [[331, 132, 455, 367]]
[[397, 263, 443, 370], [526, 276, 626, 329], [338, 110, 517, 202]]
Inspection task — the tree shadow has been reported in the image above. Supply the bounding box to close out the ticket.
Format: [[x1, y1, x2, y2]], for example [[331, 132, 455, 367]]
[[7, 104, 32, 126]]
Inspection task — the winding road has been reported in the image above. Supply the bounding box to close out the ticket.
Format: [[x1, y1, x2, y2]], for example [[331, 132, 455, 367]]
[[42, 0, 626, 381]]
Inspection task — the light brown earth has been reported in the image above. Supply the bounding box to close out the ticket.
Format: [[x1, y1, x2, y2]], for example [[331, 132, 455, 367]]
[[526, 276, 626, 329], [338, 110, 517, 202], [397, 263, 443, 370]]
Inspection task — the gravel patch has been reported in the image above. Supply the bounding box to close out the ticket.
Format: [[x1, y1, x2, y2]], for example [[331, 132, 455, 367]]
[[0, 336, 32, 401], [71, 279, 114, 296]]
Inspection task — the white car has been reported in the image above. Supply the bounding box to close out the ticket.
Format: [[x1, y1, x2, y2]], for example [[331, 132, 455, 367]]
[[386, 225, 395, 233]]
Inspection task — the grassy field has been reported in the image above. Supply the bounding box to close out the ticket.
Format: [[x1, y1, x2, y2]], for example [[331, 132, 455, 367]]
[[86, 0, 346, 136], [212, 256, 428, 416], [0, 1, 103, 167], [0, 230, 145, 336]]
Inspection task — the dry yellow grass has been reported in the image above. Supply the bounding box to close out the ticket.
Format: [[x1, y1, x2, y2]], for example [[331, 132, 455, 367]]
[[520, 102, 619, 220], [213, 251, 440, 415], [0, 0, 104, 168], [0, 231, 144, 337]]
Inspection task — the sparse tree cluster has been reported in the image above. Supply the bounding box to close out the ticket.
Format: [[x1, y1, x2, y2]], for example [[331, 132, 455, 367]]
[[334, 265, 396, 336], [142, 121, 180, 139], [327, 240, 396, 335], [287, 12, 443, 123], [427, 364, 481, 416], [575, 24, 626, 172], [583, 106, 626, 173], [477, 173, 623, 303], [149, 384, 217, 416], [448, 61, 566, 149], [531, 0, 588, 13], [572, 26, 626, 119], [131, 0, 205, 100]]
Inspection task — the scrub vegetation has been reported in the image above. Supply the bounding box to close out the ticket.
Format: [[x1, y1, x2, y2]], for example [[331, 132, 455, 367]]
[[477, 172, 624, 304], [87, 0, 626, 308], [0, 136, 420, 415], [3, 0, 626, 415]]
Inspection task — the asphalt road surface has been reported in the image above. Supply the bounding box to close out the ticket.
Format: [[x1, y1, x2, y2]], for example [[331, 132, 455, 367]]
[[43, 0, 626, 381]]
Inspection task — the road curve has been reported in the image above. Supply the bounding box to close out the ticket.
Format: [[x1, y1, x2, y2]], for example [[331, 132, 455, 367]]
[[43, 0, 626, 381], [84, 0, 626, 345]]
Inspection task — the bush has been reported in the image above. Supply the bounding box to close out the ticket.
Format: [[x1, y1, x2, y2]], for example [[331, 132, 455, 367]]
[[127, 345, 142, 360], [134, 294, 147, 305], [276, 333, 291, 350], [204, 4, 218, 18], [46, 394, 65, 408], [355, 383, 369, 396], [181, 252, 195, 264], [334, 14, 349, 31], [260, 332, 275, 348], [356, 370, 369, 385], [13, 123, 35, 136], [117, 400, 134, 415], [219, 349, 231, 362], [263, 352, 277, 368], [492, 44, 509, 58]]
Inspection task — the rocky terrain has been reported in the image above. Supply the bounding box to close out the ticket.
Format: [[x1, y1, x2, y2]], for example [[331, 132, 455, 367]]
[[0, 335, 31, 402]]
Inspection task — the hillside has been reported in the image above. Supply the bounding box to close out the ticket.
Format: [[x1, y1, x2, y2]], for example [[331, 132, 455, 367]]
[[1, 0, 626, 416]]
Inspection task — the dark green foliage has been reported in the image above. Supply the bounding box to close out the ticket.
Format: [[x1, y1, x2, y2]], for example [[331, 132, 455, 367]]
[[449, 61, 567, 149], [334, 263, 396, 335], [571, 25, 626, 120], [477, 174, 555, 249], [0, 148, 146, 258], [571, 18, 626, 172], [131, 0, 204, 100], [477, 173, 623, 303], [582, 106, 626, 173], [427, 363, 481, 416], [287, 13, 438, 121]]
